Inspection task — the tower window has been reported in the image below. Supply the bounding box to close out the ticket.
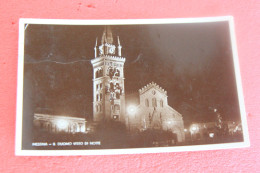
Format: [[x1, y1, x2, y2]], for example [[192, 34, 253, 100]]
[[100, 83, 102, 89], [96, 105, 98, 112], [95, 68, 103, 78], [145, 99, 149, 107], [96, 84, 99, 90], [96, 94, 99, 101], [95, 70, 99, 78], [100, 93, 102, 101], [99, 104, 102, 112], [115, 69, 120, 77], [107, 67, 121, 79], [160, 100, 164, 107], [114, 104, 120, 111], [114, 104, 120, 113], [152, 98, 157, 107]]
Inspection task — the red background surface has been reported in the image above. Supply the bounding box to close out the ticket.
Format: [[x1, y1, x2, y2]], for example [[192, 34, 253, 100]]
[[0, 0, 259, 172]]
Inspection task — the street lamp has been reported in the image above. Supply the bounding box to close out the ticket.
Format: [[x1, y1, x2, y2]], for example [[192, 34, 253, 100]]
[[127, 105, 137, 131], [127, 105, 137, 115], [190, 124, 199, 141], [191, 126, 198, 132], [56, 119, 69, 132], [209, 133, 214, 138]]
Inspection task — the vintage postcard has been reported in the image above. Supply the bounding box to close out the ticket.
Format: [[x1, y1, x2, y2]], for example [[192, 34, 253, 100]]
[[16, 17, 250, 155]]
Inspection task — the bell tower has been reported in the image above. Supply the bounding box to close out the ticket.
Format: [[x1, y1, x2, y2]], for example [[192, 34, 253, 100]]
[[91, 26, 126, 122]]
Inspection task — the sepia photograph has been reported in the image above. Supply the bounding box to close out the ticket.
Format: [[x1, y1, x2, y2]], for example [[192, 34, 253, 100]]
[[16, 17, 249, 155]]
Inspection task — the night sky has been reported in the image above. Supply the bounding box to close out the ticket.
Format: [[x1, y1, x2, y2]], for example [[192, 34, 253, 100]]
[[23, 21, 241, 126]]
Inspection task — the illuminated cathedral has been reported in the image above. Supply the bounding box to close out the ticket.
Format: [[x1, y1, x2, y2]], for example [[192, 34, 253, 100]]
[[33, 26, 185, 142], [91, 26, 185, 142]]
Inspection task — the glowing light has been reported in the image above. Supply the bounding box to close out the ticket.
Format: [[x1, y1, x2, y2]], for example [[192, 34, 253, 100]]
[[56, 119, 69, 130], [184, 129, 187, 132], [81, 126, 85, 132], [127, 105, 137, 115], [190, 125, 198, 132], [113, 115, 119, 120], [209, 133, 214, 138]]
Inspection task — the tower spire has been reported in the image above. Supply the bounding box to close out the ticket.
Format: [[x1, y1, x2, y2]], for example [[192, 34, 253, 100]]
[[117, 36, 122, 57], [117, 36, 121, 45], [94, 37, 98, 58], [101, 26, 113, 44], [99, 26, 117, 55], [95, 37, 98, 46]]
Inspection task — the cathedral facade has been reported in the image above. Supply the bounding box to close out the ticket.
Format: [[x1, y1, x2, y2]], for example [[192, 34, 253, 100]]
[[91, 26, 185, 142], [126, 82, 185, 142]]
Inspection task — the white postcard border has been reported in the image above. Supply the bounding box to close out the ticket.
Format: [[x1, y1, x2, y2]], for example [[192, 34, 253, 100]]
[[15, 16, 250, 156]]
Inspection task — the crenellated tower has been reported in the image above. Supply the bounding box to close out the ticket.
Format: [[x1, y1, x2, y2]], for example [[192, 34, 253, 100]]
[[91, 26, 126, 122]]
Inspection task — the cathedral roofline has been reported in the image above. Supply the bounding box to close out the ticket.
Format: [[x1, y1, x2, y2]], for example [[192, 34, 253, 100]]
[[91, 56, 126, 64], [34, 113, 86, 122], [103, 55, 125, 61], [138, 82, 167, 95]]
